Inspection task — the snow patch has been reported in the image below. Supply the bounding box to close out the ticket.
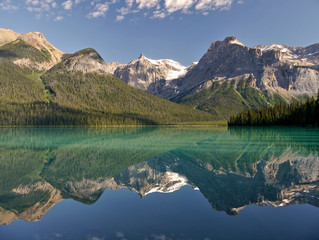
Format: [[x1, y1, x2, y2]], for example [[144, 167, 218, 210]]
[[145, 171, 188, 195], [145, 56, 187, 80], [260, 44, 289, 53]]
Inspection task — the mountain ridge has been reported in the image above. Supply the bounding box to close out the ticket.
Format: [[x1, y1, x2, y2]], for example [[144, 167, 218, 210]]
[[102, 36, 319, 119], [1, 28, 318, 121], [0, 31, 216, 126]]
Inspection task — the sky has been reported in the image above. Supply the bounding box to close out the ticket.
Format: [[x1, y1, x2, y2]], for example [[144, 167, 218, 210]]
[[0, 0, 319, 66]]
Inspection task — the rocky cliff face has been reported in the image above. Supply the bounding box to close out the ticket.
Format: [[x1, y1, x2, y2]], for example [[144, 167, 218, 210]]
[[163, 36, 319, 101], [110, 36, 319, 109], [114, 54, 188, 95], [61, 48, 119, 74], [17, 32, 64, 65]]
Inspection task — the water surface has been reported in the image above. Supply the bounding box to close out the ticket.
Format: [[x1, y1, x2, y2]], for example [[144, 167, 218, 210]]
[[0, 127, 318, 239]]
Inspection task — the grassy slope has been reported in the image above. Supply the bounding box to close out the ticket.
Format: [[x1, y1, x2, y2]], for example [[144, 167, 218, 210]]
[[174, 76, 283, 120]]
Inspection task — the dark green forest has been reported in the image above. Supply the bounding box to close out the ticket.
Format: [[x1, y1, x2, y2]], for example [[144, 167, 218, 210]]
[[228, 91, 319, 126]]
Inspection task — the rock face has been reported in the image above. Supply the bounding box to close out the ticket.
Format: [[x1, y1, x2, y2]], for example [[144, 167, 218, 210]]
[[62, 48, 118, 74], [164, 36, 319, 101], [114, 54, 188, 95], [17, 32, 64, 65], [111, 36, 319, 108]]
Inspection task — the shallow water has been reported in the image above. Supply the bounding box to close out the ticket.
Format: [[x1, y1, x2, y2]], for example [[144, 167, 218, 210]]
[[0, 127, 318, 240]]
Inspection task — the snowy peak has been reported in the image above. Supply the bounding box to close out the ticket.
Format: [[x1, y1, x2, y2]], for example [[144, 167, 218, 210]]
[[139, 53, 146, 59], [114, 54, 189, 93], [143, 56, 187, 80], [255, 43, 319, 65], [258, 44, 292, 53], [143, 171, 189, 196], [113, 161, 192, 198]]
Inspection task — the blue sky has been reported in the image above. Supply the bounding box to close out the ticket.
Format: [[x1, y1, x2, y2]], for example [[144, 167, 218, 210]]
[[0, 0, 318, 65]]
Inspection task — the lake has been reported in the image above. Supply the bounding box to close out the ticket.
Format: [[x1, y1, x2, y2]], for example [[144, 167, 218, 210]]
[[0, 127, 318, 240]]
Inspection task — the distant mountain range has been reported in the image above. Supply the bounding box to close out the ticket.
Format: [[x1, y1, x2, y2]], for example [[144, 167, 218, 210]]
[[1, 28, 319, 123], [109, 36, 319, 119]]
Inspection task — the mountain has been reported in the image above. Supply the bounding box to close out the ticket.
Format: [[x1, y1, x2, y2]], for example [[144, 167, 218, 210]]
[[0, 29, 216, 126], [170, 37, 319, 118], [0, 30, 58, 104], [62, 48, 120, 74], [110, 36, 319, 119], [40, 48, 215, 125], [114, 53, 190, 95], [2, 28, 317, 122], [0, 28, 64, 71], [0, 28, 20, 46]]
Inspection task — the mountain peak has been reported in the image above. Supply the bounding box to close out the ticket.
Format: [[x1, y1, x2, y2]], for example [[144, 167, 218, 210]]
[[17, 31, 64, 64], [62, 48, 117, 74], [0, 28, 21, 46], [139, 53, 146, 59], [223, 36, 245, 46]]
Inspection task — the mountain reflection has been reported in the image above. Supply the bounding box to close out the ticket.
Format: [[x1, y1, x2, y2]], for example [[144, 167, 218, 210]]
[[0, 127, 318, 224]]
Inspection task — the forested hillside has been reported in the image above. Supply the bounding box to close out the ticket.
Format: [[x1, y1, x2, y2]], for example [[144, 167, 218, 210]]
[[228, 92, 319, 126], [0, 40, 216, 126]]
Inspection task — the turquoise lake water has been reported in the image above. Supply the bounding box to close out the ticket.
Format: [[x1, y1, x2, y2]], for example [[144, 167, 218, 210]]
[[0, 127, 318, 240]]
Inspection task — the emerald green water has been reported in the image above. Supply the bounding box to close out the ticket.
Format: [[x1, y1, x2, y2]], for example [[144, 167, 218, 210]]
[[0, 127, 318, 239]]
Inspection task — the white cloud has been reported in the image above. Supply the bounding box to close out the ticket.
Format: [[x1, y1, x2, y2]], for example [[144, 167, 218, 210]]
[[0, 0, 18, 11], [54, 15, 64, 21], [136, 0, 160, 9], [125, 0, 134, 8], [62, 0, 73, 10], [87, 2, 109, 18], [116, 15, 124, 21], [2, 0, 236, 21], [25, 0, 51, 12], [151, 10, 166, 19], [164, 0, 195, 14], [195, 0, 233, 11]]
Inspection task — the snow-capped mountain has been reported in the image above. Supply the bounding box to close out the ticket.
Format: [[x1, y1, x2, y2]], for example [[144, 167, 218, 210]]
[[113, 54, 190, 95]]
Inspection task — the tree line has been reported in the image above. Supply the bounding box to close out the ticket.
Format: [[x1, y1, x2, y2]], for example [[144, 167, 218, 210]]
[[228, 91, 319, 126]]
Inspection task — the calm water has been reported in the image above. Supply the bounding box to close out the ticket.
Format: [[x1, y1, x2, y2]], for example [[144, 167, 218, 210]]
[[0, 127, 318, 240]]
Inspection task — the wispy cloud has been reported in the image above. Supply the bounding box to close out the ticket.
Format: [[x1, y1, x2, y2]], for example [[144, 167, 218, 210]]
[[0, 0, 18, 10], [54, 15, 64, 21], [195, 0, 233, 11], [1, 0, 236, 21], [87, 1, 111, 18], [116, 15, 124, 21], [116, 0, 234, 20]]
